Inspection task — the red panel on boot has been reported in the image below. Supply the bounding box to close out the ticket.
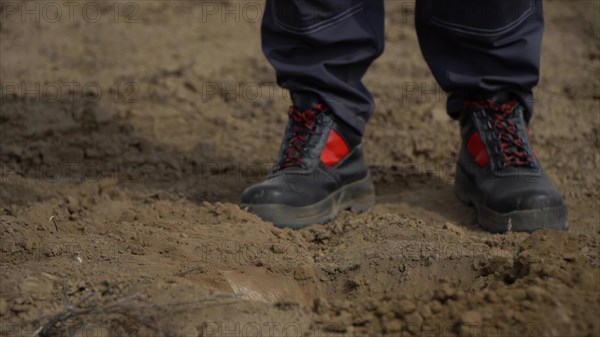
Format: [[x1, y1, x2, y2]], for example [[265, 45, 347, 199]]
[[467, 131, 490, 166], [321, 129, 350, 167]]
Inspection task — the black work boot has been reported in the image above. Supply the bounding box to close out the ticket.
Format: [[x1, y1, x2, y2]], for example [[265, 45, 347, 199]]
[[455, 92, 568, 233], [240, 94, 375, 228]]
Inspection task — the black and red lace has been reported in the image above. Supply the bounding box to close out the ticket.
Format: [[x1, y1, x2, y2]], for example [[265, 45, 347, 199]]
[[466, 98, 534, 168], [278, 103, 327, 169]]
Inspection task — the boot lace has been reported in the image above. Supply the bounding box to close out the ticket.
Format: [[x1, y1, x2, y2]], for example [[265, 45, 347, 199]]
[[278, 104, 327, 169], [467, 98, 534, 168]]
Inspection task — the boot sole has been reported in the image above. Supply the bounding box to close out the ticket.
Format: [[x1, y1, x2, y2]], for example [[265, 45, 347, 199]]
[[454, 167, 568, 233], [241, 174, 375, 229]]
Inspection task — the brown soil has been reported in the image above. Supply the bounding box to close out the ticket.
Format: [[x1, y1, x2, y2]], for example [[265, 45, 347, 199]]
[[1, 1, 599, 336]]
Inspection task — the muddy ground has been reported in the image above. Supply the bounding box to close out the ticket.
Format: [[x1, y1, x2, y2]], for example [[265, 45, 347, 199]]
[[0, 0, 599, 336]]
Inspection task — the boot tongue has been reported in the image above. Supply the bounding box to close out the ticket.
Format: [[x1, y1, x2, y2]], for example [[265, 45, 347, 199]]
[[489, 91, 514, 105], [468, 93, 533, 168], [275, 98, 332, 171], [291, 92, 322, 111]]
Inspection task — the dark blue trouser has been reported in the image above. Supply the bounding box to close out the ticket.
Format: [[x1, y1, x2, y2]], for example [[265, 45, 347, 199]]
[[262, 0, 543, 134]]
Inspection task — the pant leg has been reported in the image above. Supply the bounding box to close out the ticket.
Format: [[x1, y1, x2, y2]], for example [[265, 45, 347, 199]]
[[415, 0, 544, 121], [262, 0, 384, 135]]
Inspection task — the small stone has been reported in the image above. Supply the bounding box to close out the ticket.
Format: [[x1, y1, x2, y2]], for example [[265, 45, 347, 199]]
[[293, 265, 313, 281], [270, 244, 286, 254], [419, 304, 432, 318], [442, 222, 464, 236], [430, 300, 443, 313], [325, 312, 352, 332], [352, 314, 371, 327], [563, 253, 577, 262], [23, 239, 34, 251], [485, 291, 498, 303], [434, 283, 457, 301], [119, 210, 136, 222], [460, 310, 482, 324], [375, 301, 394, 318], [363, 298, 378, 311], [271, 229, 283, 238], [383, 319, 403, 333], [65, 196, 79, 207], [526, 286, 546, 301], [395, 299, 417, 316], [11, 297, 31, 313], [330, 299, 351, 311]]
